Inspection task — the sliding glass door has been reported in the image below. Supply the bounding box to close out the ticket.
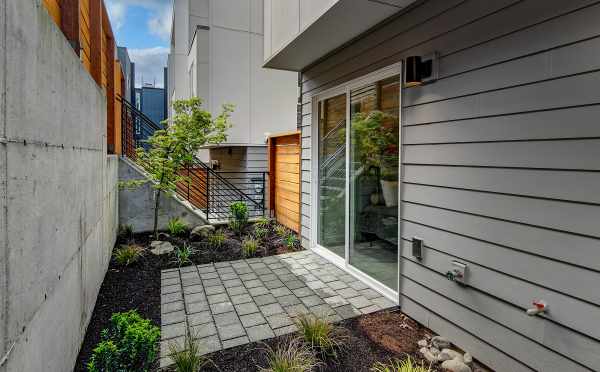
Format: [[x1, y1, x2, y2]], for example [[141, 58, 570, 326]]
[[349, 76, 400, 291], [317, 93, 347, 258], [315, 65, 401, 294]]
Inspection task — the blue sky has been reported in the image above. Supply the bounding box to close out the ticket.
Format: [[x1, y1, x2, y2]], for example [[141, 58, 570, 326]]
[[105, 0, 172, 88]]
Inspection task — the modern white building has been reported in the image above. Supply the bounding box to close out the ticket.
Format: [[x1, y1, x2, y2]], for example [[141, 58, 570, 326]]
[[263, 1, 600, 372], [167, 0, 298, 173]]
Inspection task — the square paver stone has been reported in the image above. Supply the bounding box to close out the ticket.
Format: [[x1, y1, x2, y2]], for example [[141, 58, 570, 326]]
[[271, 287, 292, 297], [264, 280, 285, 289], [337, 287, 360, 299], [360, 288, 381, 300], [328, 280, 348, 290], [202, 278, 222, 287], [213, 311, 240, 326], [347, 295, 372, 309], [335, 305, 362, 319], [235, 302, 260, 316], [191, 322, 217, 338], [205, 285, 226, 295], [185, 292, 207, 305], [161, 322, 186, 340], [183, 285, 204, 295], [207, 293, 229, 304], [285, 304, 310, 318], [284, 280, 305, 290], [246, 324, 275, 342], [300, 295, 323, 307], [324, 295, 349, 308], [254, 294, 277, 306], [226, 286, 248, 296], [231, 293, 253, 305], [277, 294, 301, 307], [292, 287, 314, 298], [239, 273, 258, 281], [267, 313, 294, 329], [248, 286, 269, 296], [372, 296, 396, 309], [244, 279, 263, 288], [217, 323, 246, 340], [274, 324, 297, 337], [162, 310, 185, 326], [223, 279, 243, 288], [258, 273, 277, 282], [187, 301, 210, 314], [240, 313, 266, 327], [161, 291, 182, 304], [220, 273, 239, 281], [223, 336, 250, 349], [162, 301, 184, 314], [211, 302, 235, 314], [187, 311, 213, 326], [260, 303, 285, 317], [197, 335, 221, 355]]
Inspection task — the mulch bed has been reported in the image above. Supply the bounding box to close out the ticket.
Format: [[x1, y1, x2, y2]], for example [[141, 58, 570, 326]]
[[200, 310, 443, 372], [74, 222, 300, 371]]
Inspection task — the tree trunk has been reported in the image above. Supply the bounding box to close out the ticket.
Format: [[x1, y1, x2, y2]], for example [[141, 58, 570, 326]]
[[153, 189, 161, 240]]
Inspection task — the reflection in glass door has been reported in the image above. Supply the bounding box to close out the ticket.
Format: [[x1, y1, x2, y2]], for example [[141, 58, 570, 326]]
[[349, 76, 400, 290], [317, 94, 347, 258]]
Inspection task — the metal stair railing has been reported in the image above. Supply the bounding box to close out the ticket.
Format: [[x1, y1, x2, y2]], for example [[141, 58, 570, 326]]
[[119, 97, 267, 221]]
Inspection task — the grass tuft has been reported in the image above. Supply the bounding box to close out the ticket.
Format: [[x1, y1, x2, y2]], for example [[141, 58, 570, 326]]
[[114, 244, 143, 266], [260, 338, 318, 372], [294, 313, 347, 358], [167, 217, 188, 236], [371, 356, 432, 372], [241, 236, 259, 257], [173, 244, 195, 266], [208, 230, 226, 248], [168, 331, 213, 372], [274, 224, 289, 238]]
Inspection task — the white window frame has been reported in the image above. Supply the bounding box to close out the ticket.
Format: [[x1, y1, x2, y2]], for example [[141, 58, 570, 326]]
[[310, 62, 403, 303]]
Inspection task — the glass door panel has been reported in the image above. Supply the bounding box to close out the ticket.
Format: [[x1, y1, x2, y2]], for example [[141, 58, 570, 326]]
[[349, 76, 400, 290], [317, 94, 347, 258]]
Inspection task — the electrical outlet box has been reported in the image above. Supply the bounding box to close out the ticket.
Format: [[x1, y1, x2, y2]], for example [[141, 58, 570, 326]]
[[412, 237, 423, 260], [447, 261, 467, 285]]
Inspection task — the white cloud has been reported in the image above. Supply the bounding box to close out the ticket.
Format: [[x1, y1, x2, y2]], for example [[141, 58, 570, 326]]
[[105, 1, 127, 30], [129, 47, 169, 88], [105, 0, 172, 40]]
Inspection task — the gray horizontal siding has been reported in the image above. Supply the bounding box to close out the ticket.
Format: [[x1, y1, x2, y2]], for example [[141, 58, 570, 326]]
[[298, 0, 600, 370]]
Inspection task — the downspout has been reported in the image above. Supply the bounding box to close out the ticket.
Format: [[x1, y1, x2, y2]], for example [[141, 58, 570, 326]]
[[0, 0, 9, 368]]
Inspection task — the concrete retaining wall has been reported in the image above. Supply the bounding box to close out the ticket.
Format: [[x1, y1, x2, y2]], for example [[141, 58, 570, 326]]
[[0, 1, 118, 371], [119, 158, 206, 233]]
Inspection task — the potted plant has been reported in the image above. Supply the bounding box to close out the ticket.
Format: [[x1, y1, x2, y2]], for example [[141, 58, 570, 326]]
[[352, 110, 399, 207]]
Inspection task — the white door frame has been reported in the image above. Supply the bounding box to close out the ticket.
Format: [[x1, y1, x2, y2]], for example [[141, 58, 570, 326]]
[[310, 62, 403, 303]]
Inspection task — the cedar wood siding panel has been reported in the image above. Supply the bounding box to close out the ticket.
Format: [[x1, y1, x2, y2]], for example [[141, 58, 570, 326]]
[[298, 0, 600, 370]]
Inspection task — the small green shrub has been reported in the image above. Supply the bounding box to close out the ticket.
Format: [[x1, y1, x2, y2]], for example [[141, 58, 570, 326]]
[[174, 244, 194, 266], [114, 244, 143, 266], [275, 224, 289, 238], [255, 216, 271, 228], [87, 340, 119, 372], [168, 217, 188, 236], [254, 226, 269, 240], [241, 236, 259, 257], [118, 224, 134, 240], [284, 233, 299, 250], [294, 313, 346, 358], [371, 357, 432, 372], [168, 331, 213, 372], [88, 310, 160, 372], [229, 201, 249, 235], [260, 338, 318, 372], [208, 230, 226, 248]]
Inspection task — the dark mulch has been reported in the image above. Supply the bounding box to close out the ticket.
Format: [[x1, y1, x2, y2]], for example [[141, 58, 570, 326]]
[[74, 222, 300, 371], [198, 310, 443, 372]]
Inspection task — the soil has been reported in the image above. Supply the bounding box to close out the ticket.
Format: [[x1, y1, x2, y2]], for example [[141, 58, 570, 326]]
[[198, 310, 444, 372], [74, 222, 300, 372]]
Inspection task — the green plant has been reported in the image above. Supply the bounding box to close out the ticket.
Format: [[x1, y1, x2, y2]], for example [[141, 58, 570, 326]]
[[174, 244, 195, 266], [371, 357, 431, 372], [274, 224, 288, 238], [87, 340, 119, 372], [284, 233, 299, 250], [168, 331, 213, 372], [294, 313, 346, 358], [260, 338, 318, 372], [241, 236, 259, 257], [114, 244, 143, 266], [118, 224, 134, 241], [88, 310, 160, 372], [168, 217, 189, 236], [134, 98, 233, 239], [208, 230, 226, 248], [255, 216, 271, 228], [254, 225, 269, 240], [229, 201, 249, 235]]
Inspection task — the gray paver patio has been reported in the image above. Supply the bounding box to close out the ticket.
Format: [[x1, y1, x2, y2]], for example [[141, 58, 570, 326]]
[[159, 250, 395, 368]]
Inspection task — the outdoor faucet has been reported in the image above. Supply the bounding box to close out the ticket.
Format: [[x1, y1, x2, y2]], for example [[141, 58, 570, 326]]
[[526, 300, 548, 316]]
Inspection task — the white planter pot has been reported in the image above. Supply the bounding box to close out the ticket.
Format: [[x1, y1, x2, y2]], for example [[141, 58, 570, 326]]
[[380, 180, 399, 207]]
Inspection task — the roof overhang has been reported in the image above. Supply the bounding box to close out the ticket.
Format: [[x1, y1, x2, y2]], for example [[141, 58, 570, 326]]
[[263, 0, 418, 72]]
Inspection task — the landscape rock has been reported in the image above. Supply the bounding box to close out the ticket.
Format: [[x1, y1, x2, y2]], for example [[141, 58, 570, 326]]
[[431, 336, 452, 349], [150, 241, 174, 255], [190, 224, 215, 240], [158, 232, 170, 240], [441, 359, 472, 372], [463, 352, 473, 365], [430, 347, 440, 356], [441, 349, 464, 362], [422, 350, 438, 363], [437, 350, 453, 362], [417, 339, 429, 348]]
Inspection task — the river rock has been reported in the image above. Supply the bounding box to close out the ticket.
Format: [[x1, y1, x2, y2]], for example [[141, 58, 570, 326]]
[[417, 339, 429, 348], [190, 224, 215, 240], [463, 352, 473, 364], [441, 359, 472, 372], [150, 241, 174, 255], [432, 336, 452, 349], [441, 349, 464, 362]]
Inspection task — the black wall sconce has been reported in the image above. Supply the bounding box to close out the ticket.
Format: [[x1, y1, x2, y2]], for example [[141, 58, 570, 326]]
[[404, 52, 438, 87]]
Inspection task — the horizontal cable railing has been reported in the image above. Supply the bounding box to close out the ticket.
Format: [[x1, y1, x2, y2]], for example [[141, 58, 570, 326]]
[[120, 97, 267, 221]]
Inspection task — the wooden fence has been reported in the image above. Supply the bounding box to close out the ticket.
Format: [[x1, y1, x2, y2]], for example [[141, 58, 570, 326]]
[[268, 132, 302, 233], [42, 0, 124, 154]]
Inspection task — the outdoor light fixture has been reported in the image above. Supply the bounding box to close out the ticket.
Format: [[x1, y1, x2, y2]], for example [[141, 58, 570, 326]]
[[404, 53, 438, 87]]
